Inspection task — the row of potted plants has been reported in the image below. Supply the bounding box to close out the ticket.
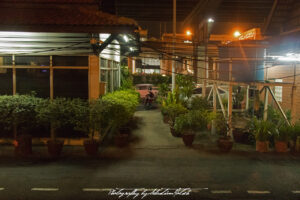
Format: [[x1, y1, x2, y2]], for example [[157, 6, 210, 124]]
[[0, 90, 139, 157], [250, 118, 300, 153]]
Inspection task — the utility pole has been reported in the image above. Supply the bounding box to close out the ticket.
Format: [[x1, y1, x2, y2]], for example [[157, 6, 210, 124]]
[[172, 0, 176, 91]]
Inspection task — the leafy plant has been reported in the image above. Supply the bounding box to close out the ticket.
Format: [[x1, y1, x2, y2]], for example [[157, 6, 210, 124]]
[[174, 110, 213, 133], [249, 118, 274, 142], [120, 66, 134, 90], [176, 74, 195, 101], [189, 96, 210, 111], [0, 94, 44, 138], [164, 103, 188, 125], [36, 98, 85, 140], [275, 125, 291, 142], [215, 114, 229, 137]]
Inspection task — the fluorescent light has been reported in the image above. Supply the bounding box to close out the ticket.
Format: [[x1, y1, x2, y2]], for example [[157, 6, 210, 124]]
[[123, 35, 129, 42], [130, 47, 134, 51], [277, 53, 300, 62], [208, 18, 214, 23]]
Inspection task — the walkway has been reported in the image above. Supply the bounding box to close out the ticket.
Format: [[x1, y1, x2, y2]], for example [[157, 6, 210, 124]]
[[132, 108, 182, 148]]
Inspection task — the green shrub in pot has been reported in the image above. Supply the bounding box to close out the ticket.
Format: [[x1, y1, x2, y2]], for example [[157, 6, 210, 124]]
[[36, 98, 85, 156], [174, 110, 212, 146], [164, 103, 188, 126], [0, 95, 44, 156], [250, 118, 274, 152]]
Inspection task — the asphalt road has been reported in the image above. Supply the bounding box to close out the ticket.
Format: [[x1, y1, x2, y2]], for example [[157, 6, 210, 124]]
[[0, 109, 299, 200]]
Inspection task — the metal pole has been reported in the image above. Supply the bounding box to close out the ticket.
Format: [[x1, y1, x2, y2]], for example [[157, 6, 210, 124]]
[[172, 0, 176, 91]]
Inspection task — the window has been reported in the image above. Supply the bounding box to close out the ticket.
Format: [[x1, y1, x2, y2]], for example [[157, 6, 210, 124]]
[[275, 79, 283, 102], [53, 56, 88, 67], [16, 69, 50, 98], [54, 69, 88, 99], [0, 68, 12, 95], [15, 56, 49, 66]]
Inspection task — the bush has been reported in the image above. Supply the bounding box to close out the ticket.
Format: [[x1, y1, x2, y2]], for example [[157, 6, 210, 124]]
[[249, 118, 274, 142], [164, 103, 188, 125], [275, 125, 291, 142], [174, 110, 213, 133], [0, 94, 44, 137], [36, 98, 86, 139], [189, 96, 210, 111]]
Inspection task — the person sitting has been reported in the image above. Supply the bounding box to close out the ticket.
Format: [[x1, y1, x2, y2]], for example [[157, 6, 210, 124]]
[[145, 87, 154, 106]]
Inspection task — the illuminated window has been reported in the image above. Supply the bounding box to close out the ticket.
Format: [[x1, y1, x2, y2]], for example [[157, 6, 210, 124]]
[[275, 79, 282, 102]]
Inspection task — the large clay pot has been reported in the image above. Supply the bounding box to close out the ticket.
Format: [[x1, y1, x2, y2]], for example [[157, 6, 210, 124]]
[[275, 141, 288, 153], [256, 141, 269, 153], [217, 138, 233, 152], [47, 140, 64, 157], [84, 139, 100, 156], [182, 132, 195, 146], [115, 134, 129, 148], [14, 134, 32, 156]]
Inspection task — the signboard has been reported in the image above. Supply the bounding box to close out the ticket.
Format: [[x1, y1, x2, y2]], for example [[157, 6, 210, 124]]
[[238, 28, 262, 41]]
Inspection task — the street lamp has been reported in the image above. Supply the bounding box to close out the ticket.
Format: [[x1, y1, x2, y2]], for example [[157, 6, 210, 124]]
[[234, 31, 241, 38]]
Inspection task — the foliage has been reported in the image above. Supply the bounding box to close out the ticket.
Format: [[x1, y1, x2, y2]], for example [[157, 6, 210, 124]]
[[215, 114, 229, 137], [248, 117, 275, 142], [164, 103, 188, 124], [132, 74, 171, 86], [102, 89, 139, 131], [189, 96, 210, 111], [157, 83, 171, 104], [275, 125, 292, 142], [174, 110, 214, 133], [36, 98, 86, 139], [0, 94, 44, 136], [175, 74, 195, 100], [120, 66, 134, 90]]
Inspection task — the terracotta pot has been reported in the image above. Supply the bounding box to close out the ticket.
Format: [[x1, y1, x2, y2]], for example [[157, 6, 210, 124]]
[[256, 141, 269, 153], [14, 134, 32, 156], [163, 115, 169, 124], [114, 134, 129, 148], [170, 126, 181, 137], [182, 132, 195, 146], [83, 139, 100, 156], [217, 138, 233, 152], [47, 140, 64, 157], [275, 141, 288, 153]]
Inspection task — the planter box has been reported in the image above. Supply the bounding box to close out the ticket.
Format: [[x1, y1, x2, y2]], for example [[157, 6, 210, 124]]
[[275, 141, 288, 153]]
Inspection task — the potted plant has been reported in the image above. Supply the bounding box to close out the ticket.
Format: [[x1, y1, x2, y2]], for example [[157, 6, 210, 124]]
[[0, 95, 42, 156], [36, 98, 80, 157], [215, 114, 233, 152], [73, 99, 102, 155], [102, 90, 139, 148], [174, 110, 210, 146], [164, 103, 188, 137], [274, 125, 291, 153], [251, 118, 274, 153]]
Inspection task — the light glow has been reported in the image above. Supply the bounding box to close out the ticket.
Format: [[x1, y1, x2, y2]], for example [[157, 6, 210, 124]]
[[186, 30, 192, 36], [277, 53, 300, 62], [208, 18, 214, 23], [123, 35, 129, 42], [234, 31, 241, 38]]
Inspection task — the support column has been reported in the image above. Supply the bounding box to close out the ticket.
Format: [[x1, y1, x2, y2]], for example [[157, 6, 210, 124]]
[[291, 63, 297, 124], [50, 56, 54, 100], [228, 60, 233, 137], [12, 55, 16, 95], [263, 87, 269, 121], [88, 55, 100, 100], [128, 57, 133, 74], [211, 63, 217, 135]]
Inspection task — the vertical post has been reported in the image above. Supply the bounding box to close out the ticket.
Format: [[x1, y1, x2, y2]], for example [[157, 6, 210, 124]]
[[110, 61, 114, 92], [263, 87, 269, 121], [171, 0, 176, 91], [228, 60, 233, 137], [212, 62, 217, 135], [50, 56, 53, 100], [291, 63, 297, 124], [12, 55, 16, 95], [88, 55, 100, 100], [246, 85, 250, 110]]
